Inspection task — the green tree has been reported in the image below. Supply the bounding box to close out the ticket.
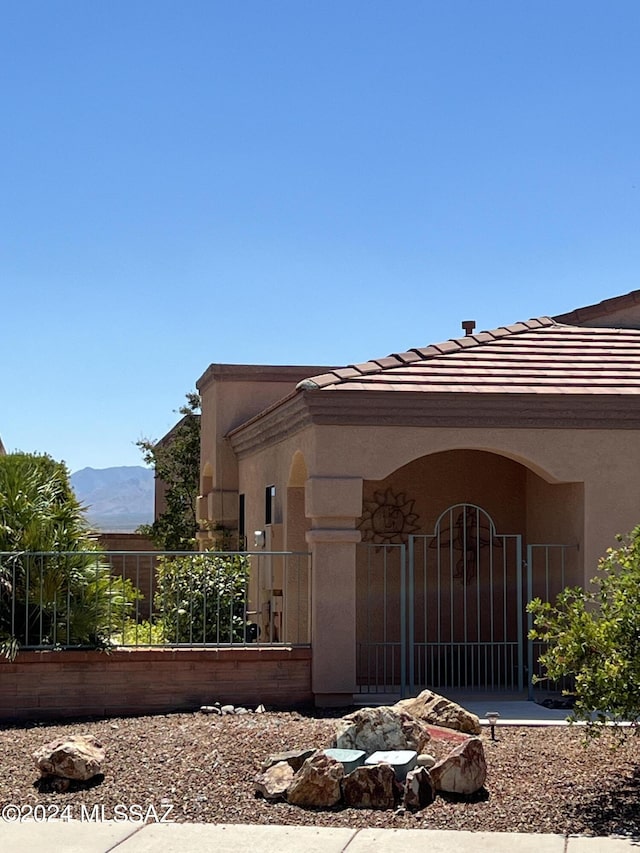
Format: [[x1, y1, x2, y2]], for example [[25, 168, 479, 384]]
[[528, 526, 640, 734], [0, 452, 138, 658], [137, 392, 200, 551]]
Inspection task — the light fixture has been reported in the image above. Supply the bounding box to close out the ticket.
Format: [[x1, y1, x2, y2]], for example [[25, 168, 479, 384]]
[[486, 711, 500, 741]]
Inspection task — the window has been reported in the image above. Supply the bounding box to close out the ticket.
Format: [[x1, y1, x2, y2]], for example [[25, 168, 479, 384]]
[[265, 485, 276, 525], [238, 494, 245, 542]]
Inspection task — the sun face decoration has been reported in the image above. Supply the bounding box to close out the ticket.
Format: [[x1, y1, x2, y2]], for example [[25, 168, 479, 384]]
[[359, 488, 421, 546]]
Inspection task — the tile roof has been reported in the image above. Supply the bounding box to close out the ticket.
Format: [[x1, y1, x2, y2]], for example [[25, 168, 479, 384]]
[[296, 319, 640, 395], [554, 288, 640, 326]]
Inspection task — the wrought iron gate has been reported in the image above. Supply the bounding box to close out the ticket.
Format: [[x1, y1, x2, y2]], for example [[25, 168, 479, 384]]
[[526, 543, 579, 699], [356, 503, 524, 696]]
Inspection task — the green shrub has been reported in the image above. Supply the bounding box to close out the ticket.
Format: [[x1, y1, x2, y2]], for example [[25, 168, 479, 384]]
[[154, 553, 251, 643], [528, 525, 640, 734], [112, 618, 167, 646]]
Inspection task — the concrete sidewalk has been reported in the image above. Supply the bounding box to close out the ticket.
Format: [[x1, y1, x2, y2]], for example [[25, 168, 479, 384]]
[[1, 822, 638, 852]]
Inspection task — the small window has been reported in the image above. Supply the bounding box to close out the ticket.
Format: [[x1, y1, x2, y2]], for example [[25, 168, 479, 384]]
[[238, 494, 245, 540], [265, 485, 276, 525]]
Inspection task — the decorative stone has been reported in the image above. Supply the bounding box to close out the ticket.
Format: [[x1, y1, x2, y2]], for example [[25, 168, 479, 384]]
[[220, 704, 235, 715], [200, 705, 221, 715], [334, 707, 430, 755], [417, 753, 436, 768], [261, 749, 316, 773], [254, 760, 294, 800], [342, 763, 399, 809], [365, 749, 417, 781], [286, 753, 343, 808], [33, 735, 105, 781], [394, 690, 481, 735], [429, 737, 487, 794], [235, 707, 249, 714], [255, 704, 266, 713], [323, 748, 366, 775], [403, 766, 435, 810]]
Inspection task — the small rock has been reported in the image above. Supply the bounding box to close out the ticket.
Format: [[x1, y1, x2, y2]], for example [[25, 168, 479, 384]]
[[235, 707, 249, 714], [403, 766, 435, 810], [33, 735, 105, 782], [255, 704, 266, 713], [287, 753, 343, 808], [220, 705, 235, 715], [261, 749, 316, 773], [254, 761, 294, 800], [417, 753, 436, 768], [200, 705, 222, 715]]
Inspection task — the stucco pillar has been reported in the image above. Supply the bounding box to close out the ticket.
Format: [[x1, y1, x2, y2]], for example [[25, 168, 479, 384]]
[[305, 476, 362, 707]]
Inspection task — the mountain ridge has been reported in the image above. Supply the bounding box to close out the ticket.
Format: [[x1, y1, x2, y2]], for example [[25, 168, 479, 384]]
[[71, 465, 154, 532]]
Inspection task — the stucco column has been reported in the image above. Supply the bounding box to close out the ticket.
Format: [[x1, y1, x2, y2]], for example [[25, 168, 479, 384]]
[[305, 476, 362, 707]]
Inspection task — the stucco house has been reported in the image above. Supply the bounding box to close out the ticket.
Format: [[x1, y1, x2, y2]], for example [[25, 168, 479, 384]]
[[196, 290, 640, 706]]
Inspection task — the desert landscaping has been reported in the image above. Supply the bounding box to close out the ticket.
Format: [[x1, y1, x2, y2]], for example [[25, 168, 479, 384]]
[[2, 692, 639, 838]]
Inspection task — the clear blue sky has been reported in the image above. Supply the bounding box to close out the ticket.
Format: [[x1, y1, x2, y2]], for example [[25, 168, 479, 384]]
[[2, 1, 639, 473]]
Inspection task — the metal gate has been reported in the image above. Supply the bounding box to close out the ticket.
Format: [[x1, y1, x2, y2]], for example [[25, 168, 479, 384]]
[[356, 503, 524, 696], [526, 543, 579, 700]]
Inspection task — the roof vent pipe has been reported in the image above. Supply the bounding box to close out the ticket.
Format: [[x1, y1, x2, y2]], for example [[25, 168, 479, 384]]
[[461, 320, 476, 336]]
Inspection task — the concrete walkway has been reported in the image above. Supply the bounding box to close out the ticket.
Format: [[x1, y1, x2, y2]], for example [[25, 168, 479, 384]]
[[1, 822, 638, 852], [457, 697, 574, 725]]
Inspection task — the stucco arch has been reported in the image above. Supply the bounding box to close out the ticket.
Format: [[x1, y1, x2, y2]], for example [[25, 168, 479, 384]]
[[359, 448, 584, 559], [358, 435, 573, 486], [200, 461, 213, 495], [287, 450, 308, 488]]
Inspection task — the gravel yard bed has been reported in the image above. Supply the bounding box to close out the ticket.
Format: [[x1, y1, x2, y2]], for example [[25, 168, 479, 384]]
[[1, 710, 639, 837]]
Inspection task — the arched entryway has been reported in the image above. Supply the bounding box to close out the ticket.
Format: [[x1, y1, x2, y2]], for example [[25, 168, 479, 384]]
[[355, 449, 583, 697]]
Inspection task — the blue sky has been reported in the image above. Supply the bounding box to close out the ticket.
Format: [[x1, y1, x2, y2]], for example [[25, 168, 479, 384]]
[[2, 1, 639, 472]]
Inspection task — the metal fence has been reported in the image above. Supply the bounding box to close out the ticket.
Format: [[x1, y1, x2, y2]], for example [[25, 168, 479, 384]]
[[0, 550, 311, 650]]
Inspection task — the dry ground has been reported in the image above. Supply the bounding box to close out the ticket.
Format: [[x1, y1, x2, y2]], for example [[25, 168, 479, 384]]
[[1, 710, 639, 837]]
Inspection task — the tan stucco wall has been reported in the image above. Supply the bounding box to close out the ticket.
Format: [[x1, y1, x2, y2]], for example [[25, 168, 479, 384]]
[[197, 366, 329, 537], [230, 422, 640, 702], [306, 424, 640, 581]]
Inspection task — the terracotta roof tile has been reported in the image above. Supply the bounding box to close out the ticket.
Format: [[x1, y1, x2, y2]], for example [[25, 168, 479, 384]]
[[332, 367, 363, 380], [298, 319, 640, 396], [409, 346, 441, 359], [432, 341, 461, 354], [372, 356, 405, 369]]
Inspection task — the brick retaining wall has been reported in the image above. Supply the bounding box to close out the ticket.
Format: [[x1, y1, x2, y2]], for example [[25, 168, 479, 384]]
[[0, 647, 312, 722]]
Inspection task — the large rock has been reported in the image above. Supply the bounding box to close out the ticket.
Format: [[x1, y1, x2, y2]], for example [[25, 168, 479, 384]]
[[403, 766, 436, 810], [286, 753, 344, 808], [429, 737, 487, 794], [334, 707, 430, 754], [33, 735, 105, 781], [394, 690, 481, 735], [342, 763, 398, 809], [254, 761, 294, 800]]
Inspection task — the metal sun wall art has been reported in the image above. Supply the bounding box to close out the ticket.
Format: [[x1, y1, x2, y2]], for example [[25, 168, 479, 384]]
[[358, 488, 420, 546]]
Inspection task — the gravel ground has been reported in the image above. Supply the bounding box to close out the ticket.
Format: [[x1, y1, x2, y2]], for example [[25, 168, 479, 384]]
[[1, 710, 639, 837]]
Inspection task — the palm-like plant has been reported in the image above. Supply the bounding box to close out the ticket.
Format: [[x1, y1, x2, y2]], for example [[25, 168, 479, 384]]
[[0, 453, 139, 657]]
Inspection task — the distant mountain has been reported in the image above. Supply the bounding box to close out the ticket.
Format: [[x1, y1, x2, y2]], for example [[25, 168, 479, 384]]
[[71, 466, 154, 533]]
